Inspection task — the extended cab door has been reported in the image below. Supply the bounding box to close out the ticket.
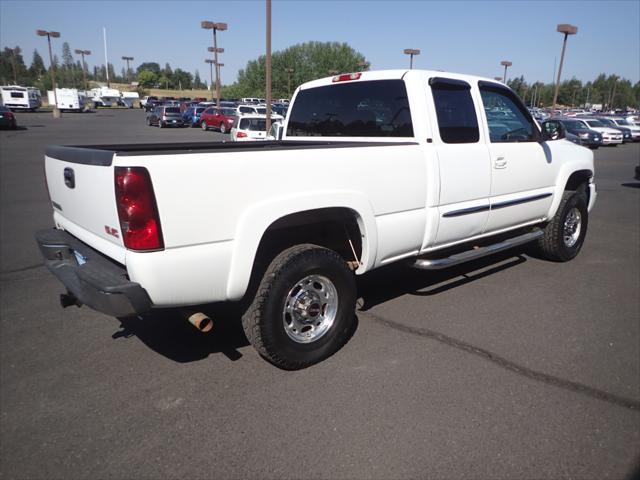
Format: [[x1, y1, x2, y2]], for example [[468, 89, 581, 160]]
[[427, 77, 492, 247], [478, 82, 555, 232]]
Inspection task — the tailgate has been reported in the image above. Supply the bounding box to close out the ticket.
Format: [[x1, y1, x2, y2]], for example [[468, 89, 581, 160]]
[[45, 145, 125, 258]]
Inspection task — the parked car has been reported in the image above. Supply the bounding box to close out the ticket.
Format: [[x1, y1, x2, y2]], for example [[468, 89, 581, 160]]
[[200, 107, 238, 133], [574, 118, 623, 145], [142, 96, 159, 111], [555, 119, 602, 149], [230, 115, 283, 141], [182, 106, 207, 127], [600, 117, 640, 141], [146, 106, 184, 128], [36, 69, 597, 369], [0, 105, 17, 129], [593, 117, 632, 142], [542, 120, 582, 146]]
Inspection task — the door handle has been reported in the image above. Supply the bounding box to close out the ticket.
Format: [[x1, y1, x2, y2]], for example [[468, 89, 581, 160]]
[[494, 156, 507, 169]]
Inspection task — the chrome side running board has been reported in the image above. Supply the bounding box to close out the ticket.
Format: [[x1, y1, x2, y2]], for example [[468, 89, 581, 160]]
[[411, 230, 543, 270]]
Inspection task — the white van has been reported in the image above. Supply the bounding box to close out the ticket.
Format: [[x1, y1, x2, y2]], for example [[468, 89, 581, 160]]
[[0, 85, 42, 111]]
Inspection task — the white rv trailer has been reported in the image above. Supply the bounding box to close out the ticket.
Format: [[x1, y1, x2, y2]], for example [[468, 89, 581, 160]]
[[120, 91, 140, 108], [47, 88, 87, 112], [0, 85, 42, 110], [90, 86, 121, 107]]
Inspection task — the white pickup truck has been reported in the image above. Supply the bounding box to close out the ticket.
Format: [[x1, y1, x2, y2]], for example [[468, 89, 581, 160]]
[[36, 70, 596, 369]]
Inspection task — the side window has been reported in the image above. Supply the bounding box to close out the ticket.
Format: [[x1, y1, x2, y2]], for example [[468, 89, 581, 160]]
[[479, 85, 537, 142], [430, 80, 479, 144]]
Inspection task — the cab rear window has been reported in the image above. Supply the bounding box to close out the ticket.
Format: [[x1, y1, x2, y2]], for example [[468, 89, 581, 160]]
[[287, 80, 413, 137]]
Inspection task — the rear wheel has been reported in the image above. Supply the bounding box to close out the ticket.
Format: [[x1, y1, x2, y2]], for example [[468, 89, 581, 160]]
[[537, 189, 588, 262], [158, 120, 163, 128], [242, 244, 356, 370]]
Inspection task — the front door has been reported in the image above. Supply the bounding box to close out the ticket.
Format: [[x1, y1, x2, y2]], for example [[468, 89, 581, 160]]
[[478, 82, 555, 233]]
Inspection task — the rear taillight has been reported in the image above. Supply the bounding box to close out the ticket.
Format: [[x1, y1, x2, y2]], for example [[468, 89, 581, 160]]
[[237, 132, 247, 138], [114, 167, 164, 251], [5, 112, 13, 118]]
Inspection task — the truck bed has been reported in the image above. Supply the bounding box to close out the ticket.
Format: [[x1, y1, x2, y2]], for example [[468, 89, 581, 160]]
[[46, 140, 418, 165]]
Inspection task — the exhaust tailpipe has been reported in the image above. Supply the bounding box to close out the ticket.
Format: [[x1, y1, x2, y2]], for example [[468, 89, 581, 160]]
[[186, 312, 213, 333]]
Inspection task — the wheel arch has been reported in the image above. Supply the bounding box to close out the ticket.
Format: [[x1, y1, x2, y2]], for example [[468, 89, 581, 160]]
[[225, 194, 378, 301]]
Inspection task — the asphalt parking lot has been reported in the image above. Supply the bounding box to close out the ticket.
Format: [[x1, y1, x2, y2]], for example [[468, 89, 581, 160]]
[[1, 109, 639, 479]]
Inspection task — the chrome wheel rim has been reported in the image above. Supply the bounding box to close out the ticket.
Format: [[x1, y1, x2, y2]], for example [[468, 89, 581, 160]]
[[563, 207, 582, 247], [283, 275, 338, 344]]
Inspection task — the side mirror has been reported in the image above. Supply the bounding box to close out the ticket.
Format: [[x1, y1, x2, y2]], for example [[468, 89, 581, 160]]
[[541, 120, 566, 141]]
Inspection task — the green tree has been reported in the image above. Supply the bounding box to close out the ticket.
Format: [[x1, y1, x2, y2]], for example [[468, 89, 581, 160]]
[[136, 62, 160, 75], [171, 68, 192, 90], [0, 46, 29, 85], [193, 69, 204, 89], [137, 69, 158, 87], [223, 41, 367, 98], [29, 49, 46, 80]]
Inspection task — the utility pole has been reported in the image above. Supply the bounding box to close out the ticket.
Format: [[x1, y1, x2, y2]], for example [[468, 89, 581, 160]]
[[201, 20, 227, 109], [103, 27, 110, 87], [36, 29, 61, 118], [552, 23, 578, 111], [265, 0, 272, 134], [75, 49, 91, 91], [403, 49, 420, 69], [121, 56, 134, 83], [500, 60, 512, 84], [286, 68, 294, 98], [205, 59, 215, 101]]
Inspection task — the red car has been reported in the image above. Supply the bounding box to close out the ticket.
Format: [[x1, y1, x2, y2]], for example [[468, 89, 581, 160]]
[[200, 107, 237, 134]]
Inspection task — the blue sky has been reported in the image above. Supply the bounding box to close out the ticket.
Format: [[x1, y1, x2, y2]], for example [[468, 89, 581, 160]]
[[1, 0, 639, 85]]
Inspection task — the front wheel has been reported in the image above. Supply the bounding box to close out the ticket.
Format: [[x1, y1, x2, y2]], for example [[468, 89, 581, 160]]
[[537, 189, 588, 262], [219, 122, 227, 134], [158, 120, 163, 128], [201, 121, 208, 131], [242, 244, 356, 370]]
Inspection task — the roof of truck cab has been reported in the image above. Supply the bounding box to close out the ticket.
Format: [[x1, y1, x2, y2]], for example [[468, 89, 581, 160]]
[[297, 69, 503, 91]]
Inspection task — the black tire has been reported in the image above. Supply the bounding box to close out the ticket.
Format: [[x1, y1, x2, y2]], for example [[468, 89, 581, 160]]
[[219, 122, 227, 134], [242, 244, 356, 370], [201, 121, 208, 131], [146, 117, 151, 126], [158, 120, 163, 128], [537, 189, 588, 262]]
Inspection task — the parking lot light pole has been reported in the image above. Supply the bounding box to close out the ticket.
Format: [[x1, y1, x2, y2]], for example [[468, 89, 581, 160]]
[[265, 0, 273, 135], [286, 68, 294, 98], [500, 60, 512, 84], [204, 59, 215, 101], [74, 49, 91, 91], [37, 29, 61, 118], [201, 20, 227, 109], [552, 23, 578, 111], [403, 49, 420, 69], [121, 56, 134, 83]]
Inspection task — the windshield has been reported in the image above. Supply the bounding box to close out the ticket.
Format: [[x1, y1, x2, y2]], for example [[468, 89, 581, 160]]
[[164, 107, 180, 114], [221, 108, 236, 116], [586, 120, 605, 128], [565, 121, 588, 131], [239, 118, 267, 131], [195, 108, 206, 113], [614, 118, 630, 125], [256, 108, 267, 114]]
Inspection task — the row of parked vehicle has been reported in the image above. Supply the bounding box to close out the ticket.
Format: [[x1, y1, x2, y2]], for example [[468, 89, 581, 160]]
[[542, 115, 640, 149], [144, 97, 290, 141]]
